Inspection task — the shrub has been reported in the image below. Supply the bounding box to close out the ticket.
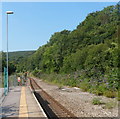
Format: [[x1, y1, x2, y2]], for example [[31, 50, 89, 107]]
[[117, 90, 120, 101], [80, 82, 90, 92], [104, 90, 117, 98], [94, 85, 106, 96]]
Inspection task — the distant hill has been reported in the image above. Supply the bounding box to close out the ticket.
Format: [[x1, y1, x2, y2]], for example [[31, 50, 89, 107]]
[[1, 50, 36, 74], [9, 50, 36, 62]]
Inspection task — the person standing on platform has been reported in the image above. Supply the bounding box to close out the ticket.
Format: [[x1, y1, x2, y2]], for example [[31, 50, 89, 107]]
[[17, 77, 21, 86], [24, 72, 28, 82]]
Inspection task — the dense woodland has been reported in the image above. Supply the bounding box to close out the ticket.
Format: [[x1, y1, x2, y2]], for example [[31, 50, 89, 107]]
[[1, 4, 120, 98]]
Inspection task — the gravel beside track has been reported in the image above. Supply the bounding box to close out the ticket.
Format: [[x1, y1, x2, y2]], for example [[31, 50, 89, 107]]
[[32, 77, 119, 117], [30, 78, 77, 118]]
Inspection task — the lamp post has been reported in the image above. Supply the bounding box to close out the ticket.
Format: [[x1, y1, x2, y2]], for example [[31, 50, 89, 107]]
[[6, 11, 14, 91]]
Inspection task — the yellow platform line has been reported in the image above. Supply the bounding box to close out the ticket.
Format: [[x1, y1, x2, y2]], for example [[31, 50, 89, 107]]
[[19, 87, 28, 118]]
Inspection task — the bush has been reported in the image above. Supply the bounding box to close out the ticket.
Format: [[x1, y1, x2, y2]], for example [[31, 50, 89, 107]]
[[116, 90, 120, 101], [104, 90, 117, 98], [94, 85, 106, 96], [80, 82, 90, 92]]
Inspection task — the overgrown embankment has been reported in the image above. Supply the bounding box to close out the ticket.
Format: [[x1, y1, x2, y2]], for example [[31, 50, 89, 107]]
[[33, 72, 119, 100]]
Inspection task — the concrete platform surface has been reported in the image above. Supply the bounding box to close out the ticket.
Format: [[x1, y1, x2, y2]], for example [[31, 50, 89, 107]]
[[1, 86, 21, 118], [26, 86, 47, 118], [0, 86, 47, 118]]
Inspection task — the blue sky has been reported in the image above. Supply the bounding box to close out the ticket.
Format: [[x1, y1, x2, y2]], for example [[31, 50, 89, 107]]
[[2, 2, 117, 52]]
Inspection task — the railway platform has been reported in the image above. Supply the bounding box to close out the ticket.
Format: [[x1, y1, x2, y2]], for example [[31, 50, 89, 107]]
[[0, 85, 47, 118]]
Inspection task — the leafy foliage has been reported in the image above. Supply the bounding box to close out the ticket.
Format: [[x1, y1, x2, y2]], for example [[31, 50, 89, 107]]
[[16, 4, 119, 97]]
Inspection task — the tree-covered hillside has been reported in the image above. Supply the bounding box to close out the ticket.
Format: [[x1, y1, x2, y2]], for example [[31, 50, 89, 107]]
[[17, 4, 120, 98], [0, 50, 35, 74], [9, 51, 35, 63]]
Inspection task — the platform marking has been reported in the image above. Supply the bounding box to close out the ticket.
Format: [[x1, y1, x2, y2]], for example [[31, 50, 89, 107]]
[[29, 86, 48, 118], [19, 87, 28, 118]]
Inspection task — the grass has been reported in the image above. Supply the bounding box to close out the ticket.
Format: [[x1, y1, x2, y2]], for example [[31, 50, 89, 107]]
[[58, 85, 63, 89], [92, 98, 117, 109], [92, 98, 104, 105], [102, 101, 117, 109]]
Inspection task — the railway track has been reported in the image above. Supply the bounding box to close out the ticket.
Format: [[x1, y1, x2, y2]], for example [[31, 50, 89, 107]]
[[29, 78, 78, 119]]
